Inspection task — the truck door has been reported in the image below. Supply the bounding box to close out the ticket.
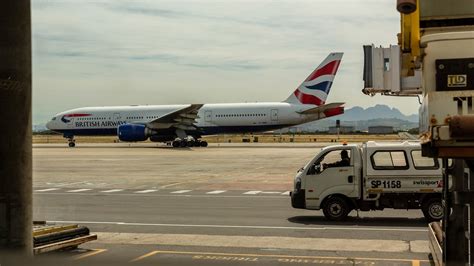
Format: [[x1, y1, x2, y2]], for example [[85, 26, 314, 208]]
[[304, 148, 358, 209]]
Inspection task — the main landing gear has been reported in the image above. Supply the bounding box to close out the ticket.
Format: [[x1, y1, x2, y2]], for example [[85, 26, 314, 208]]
[[171, 139, 208, 148], [66, 136, 76, 147]]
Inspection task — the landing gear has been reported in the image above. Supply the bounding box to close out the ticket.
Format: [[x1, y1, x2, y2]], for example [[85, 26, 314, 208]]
[[171, 139, 208, 148], [66, 136, 76, 148], [172, 140, 180, 148], [194, 139, 208, 147]]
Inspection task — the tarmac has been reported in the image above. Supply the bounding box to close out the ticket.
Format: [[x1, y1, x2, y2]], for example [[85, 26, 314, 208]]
[[30, 143, 432, 265]]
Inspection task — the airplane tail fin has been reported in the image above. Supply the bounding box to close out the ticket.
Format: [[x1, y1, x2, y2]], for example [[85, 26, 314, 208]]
[[284, 52, 343, 106]]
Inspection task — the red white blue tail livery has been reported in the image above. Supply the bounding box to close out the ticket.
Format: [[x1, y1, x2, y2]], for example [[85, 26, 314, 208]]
[[285, 53, 342, 106]]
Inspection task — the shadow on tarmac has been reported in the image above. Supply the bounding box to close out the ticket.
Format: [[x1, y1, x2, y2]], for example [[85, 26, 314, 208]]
[[287, 215, 427, 227]]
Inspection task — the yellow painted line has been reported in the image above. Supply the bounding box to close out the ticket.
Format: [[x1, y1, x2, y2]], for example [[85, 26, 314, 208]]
[[412, 260, 420, 266], [73, 248, 107, 260], [147, 250, 430, 263], [367, 189, 383, 193], [130, 251, 160, 262], [420, 189, 434, 192]]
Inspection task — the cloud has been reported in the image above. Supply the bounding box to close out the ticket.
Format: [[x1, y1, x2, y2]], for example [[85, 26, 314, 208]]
[[32, 0, 413, 124]]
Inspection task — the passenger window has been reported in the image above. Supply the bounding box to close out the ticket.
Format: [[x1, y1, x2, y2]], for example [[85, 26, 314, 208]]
[[411, 150, 439, 169], [371, 151, 408, 170]]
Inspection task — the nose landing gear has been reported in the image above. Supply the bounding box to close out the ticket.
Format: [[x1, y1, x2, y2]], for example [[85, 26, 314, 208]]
[[66, 136, 76, 148]]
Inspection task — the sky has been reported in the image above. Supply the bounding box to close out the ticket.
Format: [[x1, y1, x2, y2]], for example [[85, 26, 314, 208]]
[[32, 0, 421, 124]]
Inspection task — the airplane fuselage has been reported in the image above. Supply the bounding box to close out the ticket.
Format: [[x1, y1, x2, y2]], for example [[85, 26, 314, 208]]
[[47, 102, 322, 138], [46, 52, 345, 146]]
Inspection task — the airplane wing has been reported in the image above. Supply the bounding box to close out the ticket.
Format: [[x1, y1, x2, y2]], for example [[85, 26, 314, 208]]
[[146, 104, 203, 130], [298, 102, 345, 116]]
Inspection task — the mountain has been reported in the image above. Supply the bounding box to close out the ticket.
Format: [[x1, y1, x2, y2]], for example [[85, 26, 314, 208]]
[[337, 104, 418, 122], [289, 118, 418, 132], [279, 104, 419, 132]]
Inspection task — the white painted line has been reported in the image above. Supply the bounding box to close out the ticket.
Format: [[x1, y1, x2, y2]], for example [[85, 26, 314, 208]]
[[206, 190, 227, 194], [260, 191, 282, 194], [34, 192, 286, 199], [281, 191, 290, 196], [100, 189, 124, 193], [161, 182, 187, 189], [67, 189, 92, 193], [243, 191, 262, 195], [135, 189, 158, 194], [55, 181, 90, 187], [49, 220, 428, 233], [35, 188, 61, 192], [171, 190, 192, 194]]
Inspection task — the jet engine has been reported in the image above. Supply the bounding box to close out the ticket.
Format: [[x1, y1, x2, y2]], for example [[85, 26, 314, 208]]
[[117, 124, 153, 142]]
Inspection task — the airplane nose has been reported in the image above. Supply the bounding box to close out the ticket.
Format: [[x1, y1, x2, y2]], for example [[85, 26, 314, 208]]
[[46, 121, 53, 130]]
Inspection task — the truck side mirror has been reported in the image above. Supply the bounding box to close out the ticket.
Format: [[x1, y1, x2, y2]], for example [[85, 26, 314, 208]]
[[307, 164, 318, 175], [314, 164, 321, 174]]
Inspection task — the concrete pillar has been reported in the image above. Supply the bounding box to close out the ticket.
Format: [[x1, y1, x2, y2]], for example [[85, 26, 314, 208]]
[[0, 0, 32, 255]]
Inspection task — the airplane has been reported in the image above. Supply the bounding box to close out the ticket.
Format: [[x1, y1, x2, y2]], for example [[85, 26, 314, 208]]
[[46, 53, 345, 148]]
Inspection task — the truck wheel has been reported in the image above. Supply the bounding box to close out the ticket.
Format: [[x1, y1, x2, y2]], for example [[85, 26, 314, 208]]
[[422, 198, 443, 222], [323, 196, 351, 221]]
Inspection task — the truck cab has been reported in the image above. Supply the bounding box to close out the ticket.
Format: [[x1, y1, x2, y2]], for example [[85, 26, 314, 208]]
[[291, 141, 444, 221]]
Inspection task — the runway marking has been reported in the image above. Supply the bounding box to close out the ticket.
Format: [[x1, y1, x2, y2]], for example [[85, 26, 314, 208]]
[[100, 189, 124, 193], [171, 190, 192, 194], [72, 248, 107, 260], [49, 220, 428, 232], [206, 190, 227, 194], [130, 251, 159, 262], [34, 191, 288, 198], [67, 188, 92, 193], [161, 182, 188, 189], [243, 191, 262, 195], [54, 181, 90, 187], [134, 189, 158, 194], [131, 250, 430, 263], [34, 189, 293, 197], [35, 188, 61, 192]]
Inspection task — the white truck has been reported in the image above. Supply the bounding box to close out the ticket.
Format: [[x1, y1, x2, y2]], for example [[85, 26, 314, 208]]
[[290, 141, 444, 221]]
